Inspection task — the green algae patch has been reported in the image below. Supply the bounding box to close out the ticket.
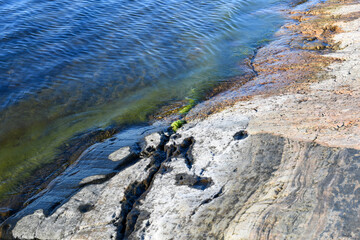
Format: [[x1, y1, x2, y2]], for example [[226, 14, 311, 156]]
[[179, 98, 196, 115], [171, 120, 186, 132]]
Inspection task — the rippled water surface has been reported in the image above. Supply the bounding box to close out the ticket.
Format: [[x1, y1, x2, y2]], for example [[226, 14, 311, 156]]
[[0, 0, 290, 200]]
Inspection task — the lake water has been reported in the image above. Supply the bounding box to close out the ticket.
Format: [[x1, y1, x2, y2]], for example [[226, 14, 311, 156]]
[[0, 0, 293, 201]]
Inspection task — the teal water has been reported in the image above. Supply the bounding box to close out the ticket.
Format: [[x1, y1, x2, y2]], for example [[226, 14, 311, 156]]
[[0, 0, 291, 200]]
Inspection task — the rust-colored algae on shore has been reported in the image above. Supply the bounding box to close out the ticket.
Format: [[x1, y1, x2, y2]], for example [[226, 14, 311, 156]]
[[191, 0, 360, 150], [150, 0, 360, 151], [185, 0, 356, 121]]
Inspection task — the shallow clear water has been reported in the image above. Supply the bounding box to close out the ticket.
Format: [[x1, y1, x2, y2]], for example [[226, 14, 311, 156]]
[[0, 0, 289, 200]]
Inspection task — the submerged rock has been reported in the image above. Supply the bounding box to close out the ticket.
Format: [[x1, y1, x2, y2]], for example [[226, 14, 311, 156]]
[[108, 146, 133, 162], [79, 175, 107, 185]]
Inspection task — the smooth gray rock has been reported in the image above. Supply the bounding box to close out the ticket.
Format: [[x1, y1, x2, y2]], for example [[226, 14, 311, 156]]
[[108, 146, 132, 162]]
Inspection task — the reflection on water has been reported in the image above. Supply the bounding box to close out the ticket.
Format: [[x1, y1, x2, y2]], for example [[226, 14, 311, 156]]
[[0, 0, 288, 199]]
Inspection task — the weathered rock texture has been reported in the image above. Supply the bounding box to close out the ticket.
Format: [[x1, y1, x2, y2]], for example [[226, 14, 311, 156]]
[[4, 118, 360, 239], [1, 1, 360, 239]]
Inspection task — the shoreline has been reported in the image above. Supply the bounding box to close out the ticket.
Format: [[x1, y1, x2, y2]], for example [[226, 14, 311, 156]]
[[185, 0, 360, 151], [0, 0, 290, 220], [0, 0, 286, 211], [2, 0, 360, 238]]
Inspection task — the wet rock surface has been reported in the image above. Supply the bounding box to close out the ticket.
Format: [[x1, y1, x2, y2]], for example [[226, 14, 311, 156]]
[[0, 124, 168, 239]]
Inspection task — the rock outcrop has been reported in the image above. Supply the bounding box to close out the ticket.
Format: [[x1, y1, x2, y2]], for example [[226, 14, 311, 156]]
[[1, 1, 360, 239], [3, 116, 360, 239]]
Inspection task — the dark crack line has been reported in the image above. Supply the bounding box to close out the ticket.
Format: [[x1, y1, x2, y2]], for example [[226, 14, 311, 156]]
[[113, 133, 171, 240], [169, 137, 195, 170], [190, 186, 225, 217], [114, 134, 199, 239]]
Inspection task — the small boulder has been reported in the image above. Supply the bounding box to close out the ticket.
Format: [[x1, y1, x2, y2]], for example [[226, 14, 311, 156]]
[[108, 146, 132, 163]]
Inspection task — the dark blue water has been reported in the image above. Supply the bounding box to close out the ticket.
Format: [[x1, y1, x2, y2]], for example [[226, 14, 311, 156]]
[[0, 0, 290, 199]]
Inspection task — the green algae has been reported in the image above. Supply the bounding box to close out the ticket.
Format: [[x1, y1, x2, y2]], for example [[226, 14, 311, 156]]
[[171, 120, 186, 132], [179, 98, 196, 115]]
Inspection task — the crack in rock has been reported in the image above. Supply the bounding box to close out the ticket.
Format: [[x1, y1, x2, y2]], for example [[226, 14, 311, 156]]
[[114, 134, 198, 239], [166, 137, 195, 169], [113, 133, 170, 240], [191, 186, 225, 216]]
